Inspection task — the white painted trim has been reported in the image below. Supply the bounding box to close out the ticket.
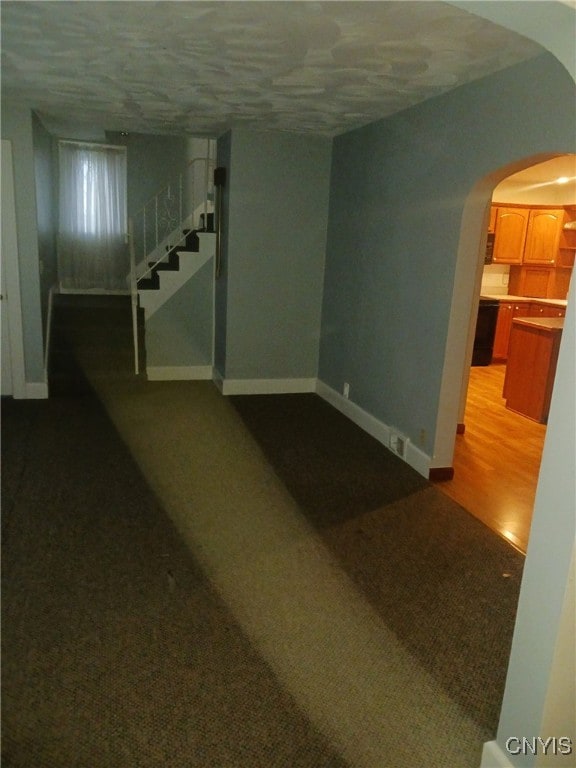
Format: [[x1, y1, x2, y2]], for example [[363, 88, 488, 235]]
[[214, 374, 430, 476], [135, 211, 196, 275], [58, 287, 130, 295], [146, 365, 213, 381], [24, 381, 49, 399], [315, 379, 431, 479], [1, 139, 27, 399], [214, 374, 431, 476], [220, 377, 317, 396], [44, 284, 57, 375], [480, 740, 514, 768], [212, 369, 224, 392]]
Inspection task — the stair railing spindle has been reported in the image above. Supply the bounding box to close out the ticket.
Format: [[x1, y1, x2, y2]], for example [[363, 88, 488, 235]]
[[143, 208, 147, 265], [204, 153, 209, 229], [134, 152, 215, 285]]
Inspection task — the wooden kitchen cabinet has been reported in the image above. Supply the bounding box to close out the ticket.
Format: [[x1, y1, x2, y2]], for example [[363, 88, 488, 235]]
[[493, 300, 566, 363], [488, 205, 498, 234], [503, 317, 563, 423], [492, 300, 531, 362], [523, 208, 564, 265], [490, 205, 570, 270], [528, 302, 566, 318], [508, 263, 571, 299], [508, 265, 555, 297], [492, 207, 529, 264]]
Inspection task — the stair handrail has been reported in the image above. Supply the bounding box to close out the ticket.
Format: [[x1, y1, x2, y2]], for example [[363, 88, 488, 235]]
[[136, 156, 209, 222], [136, 225, 189, 285], [129, 154, 215, 284]]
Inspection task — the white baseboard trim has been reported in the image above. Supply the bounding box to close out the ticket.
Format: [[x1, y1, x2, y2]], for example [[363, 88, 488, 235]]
[[146, 365, 213, 381], [211, 374, 430, 477], [44, 284, 57, 376], [220, 377, 317, 396], [481, 740, 514, 768], [58, 287, 130, 295], [212, 370, 224, 393], [24, 381, 49, 400], [315, 379, 430, 478]]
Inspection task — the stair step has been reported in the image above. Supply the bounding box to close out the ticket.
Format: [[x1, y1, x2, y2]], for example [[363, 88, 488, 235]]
[[184, 229, 200, 253], [137, 273, 160, 290]]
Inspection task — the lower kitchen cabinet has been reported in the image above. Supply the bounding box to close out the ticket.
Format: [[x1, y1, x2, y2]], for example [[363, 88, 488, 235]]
[[492, 299, 565, 362], [503, 317, 563, 423], [528, 303, 566, 318], [492, 301, 530, 361]]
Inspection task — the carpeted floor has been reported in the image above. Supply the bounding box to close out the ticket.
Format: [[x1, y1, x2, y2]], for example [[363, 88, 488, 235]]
[[228, 393, 524, 732], [1, 395, 348, 768], [1, 295, 525, 767]]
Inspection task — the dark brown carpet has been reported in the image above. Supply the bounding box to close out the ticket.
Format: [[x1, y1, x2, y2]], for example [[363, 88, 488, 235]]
[[2, 295, 524, 766], [230, 393, 524, 733], [1, 394, 348, 768]]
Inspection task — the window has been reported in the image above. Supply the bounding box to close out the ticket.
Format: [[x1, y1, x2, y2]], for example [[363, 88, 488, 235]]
[[58, 141, 128, 291]]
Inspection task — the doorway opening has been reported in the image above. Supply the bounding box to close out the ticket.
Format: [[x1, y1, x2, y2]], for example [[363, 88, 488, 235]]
[[433, 153, 575, 554]]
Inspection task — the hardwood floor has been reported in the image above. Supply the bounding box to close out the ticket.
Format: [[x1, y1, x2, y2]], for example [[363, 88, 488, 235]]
[[435, 364, 546, 554]]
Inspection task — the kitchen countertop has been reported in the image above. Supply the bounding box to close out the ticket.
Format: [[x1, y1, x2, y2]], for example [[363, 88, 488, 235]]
[[480, 294, 568, 307], [513, 316, 564, 331]]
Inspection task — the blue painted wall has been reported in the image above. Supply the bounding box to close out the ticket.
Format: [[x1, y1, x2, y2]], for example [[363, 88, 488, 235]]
[[145, 257, 214, 369], [216, 129, 332, 381], [107, 131, 189, 219], [320, 53, 576, 453]]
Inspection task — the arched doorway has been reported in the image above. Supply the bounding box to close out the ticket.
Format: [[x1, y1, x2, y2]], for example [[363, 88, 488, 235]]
[[432, 153, 574, 550]]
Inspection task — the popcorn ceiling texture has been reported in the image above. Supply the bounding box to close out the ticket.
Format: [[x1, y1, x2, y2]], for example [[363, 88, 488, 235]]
[[1, 1, 543, 136]]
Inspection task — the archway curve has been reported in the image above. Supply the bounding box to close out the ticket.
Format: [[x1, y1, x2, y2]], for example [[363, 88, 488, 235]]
[[432, 152, 573, 472]]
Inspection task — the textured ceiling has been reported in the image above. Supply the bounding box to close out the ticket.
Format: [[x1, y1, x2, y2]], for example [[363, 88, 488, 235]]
[[1, 1, 544, 137]]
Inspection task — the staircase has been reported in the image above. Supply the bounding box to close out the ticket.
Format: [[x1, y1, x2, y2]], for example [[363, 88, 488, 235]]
[[137, 218, 215, 319], [128, 148, 217, 375]]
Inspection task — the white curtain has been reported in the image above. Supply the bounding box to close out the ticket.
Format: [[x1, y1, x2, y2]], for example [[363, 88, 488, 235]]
[[58, 142, 128, 291]]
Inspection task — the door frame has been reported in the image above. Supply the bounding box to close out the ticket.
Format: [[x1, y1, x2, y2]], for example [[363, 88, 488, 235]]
[[1, 139, 26, 398]]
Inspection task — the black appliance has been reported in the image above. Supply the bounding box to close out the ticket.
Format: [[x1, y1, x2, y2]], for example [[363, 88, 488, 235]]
[[472, 298, 499, 366]]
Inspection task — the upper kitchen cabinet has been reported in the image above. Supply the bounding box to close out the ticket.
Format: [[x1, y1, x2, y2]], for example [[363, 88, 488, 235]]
[[490, 204, 572, 268], [491, 206, 528, 264], [523, 208, 564, 265]]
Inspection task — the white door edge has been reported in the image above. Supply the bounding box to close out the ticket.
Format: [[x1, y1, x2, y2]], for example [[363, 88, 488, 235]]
[[1, 139, 27, 398]]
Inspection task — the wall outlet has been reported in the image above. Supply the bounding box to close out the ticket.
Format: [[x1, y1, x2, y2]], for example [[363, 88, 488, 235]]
[[343, 382, 350, 399], [389, 432, 408, 458]]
